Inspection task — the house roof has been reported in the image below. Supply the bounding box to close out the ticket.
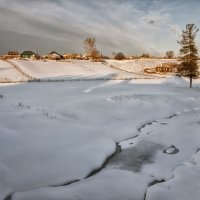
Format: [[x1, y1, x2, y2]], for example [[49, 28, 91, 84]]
[[21, 51, 36, 56], [63, 53, 75, 56], [8, 51, 19, 55], [156, 62, 178, 68], [48, 51, 62, 57]]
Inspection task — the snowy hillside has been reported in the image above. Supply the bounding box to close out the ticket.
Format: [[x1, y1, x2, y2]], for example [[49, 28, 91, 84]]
[[9, 59, 162, 81], [0, 77, 200, 200], [0, 60, 27, 82], [3, 58, 198, 82], [10, 60, 135, 80], [106, 59, 178, 73]]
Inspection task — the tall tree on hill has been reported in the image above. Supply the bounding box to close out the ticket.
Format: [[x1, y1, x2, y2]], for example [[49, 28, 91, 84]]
[[84, 37, 100, 59], [177, 24, 199, 88]]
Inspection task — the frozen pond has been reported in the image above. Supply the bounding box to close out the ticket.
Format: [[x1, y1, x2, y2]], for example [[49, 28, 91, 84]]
[[106, 141, 163, 172]]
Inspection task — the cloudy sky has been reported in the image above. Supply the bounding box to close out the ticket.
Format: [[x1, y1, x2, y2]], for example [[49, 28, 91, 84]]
[[0, 0, 200, 56]]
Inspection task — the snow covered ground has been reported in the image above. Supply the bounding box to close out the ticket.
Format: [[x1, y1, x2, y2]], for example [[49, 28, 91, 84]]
[[10, 59, 162, 81], [0, 60, 27, 82], [106, 59, 178, 73], [10, 60, 139, 80], [0, 60, 200, 200]]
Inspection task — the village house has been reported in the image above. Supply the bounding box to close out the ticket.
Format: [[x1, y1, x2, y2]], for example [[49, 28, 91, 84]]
[[144, 67, 156, 74], [3, 51, 20, 60], [155, 63, 178, 73], [41, 55, 48, 60], [20, 51, 39, 60], [63, 53, 76, 60], [82, 53, 102, 62], [74, 54, 83, 60], [48, 51, 63, 60], [144, 62, 178, 74]]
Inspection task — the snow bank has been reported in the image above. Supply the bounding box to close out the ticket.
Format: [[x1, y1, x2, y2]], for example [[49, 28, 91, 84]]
[[146, 151, 200, 200], [0, 112, 115, 198], [13, 169, 152, 200]]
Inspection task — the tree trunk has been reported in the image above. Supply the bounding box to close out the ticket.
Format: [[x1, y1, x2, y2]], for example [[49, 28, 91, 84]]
[[189, 76, 192, 88]]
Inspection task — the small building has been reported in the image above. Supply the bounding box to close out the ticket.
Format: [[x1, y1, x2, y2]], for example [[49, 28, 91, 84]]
[[48, 51, 63, 60], [63, 53, 83, 60], [144, 62, 178, 74], [74, 54, 83, 60], [155, 66, 172, 73], [63, 54, 75, 60], [8, 51, 19, 56], [20, 51, 39, 59], [41, 55, 48, 60], [3, 51, 20, 60], [144, 68, 156, 74], [82, 53, 90, 60], [82, 53, 102, 62], [155, 63, 178, 73]]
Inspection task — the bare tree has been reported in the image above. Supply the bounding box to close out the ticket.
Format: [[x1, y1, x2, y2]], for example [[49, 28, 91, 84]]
[[177, 24, 199, 88], [84, 37, 96, 56], [84, 37, 100, 59]]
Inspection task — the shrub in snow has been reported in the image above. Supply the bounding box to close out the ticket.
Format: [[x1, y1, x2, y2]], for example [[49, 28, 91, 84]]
[[0, 94, 4, 98], [114, 52, 126, 60]]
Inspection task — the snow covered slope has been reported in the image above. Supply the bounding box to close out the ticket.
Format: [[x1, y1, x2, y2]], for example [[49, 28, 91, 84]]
[[0, 60, 27, 82], [10, 59, 160, 80], [106, 59, 178, 73]]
